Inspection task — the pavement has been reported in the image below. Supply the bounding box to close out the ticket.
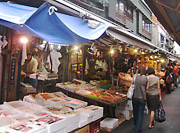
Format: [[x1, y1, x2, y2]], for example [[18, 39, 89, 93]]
[[101, 85, 180, 133]]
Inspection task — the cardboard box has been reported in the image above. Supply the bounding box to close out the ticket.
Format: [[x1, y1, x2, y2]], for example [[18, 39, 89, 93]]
[[116, 100, 133, 111], [115, 109, 132, 120], [75, 124, 90, 133]]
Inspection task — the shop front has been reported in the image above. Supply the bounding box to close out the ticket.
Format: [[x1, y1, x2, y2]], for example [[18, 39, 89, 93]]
[[0, 1, 180, 132]]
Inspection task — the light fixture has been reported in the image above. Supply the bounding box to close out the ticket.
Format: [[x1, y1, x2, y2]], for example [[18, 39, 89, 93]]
[[20, 37, 28, 44], [145, 50, 148, 52], [74, 46, 79, 51], [142, 52, 144, 54], [134, 49, 138, 53], [161, 59, 165, 63], [150, 56, 153, 59], [110, 49, 114, 55]]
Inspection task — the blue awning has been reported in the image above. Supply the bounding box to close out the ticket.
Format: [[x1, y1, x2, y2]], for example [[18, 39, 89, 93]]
[[0, 2, 109, 45]]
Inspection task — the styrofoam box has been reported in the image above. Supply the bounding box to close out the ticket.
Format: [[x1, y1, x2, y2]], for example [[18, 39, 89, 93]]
[[0, 104, 13, 110], [5, 120, 47, 133], [76, 105, 103, 117], [1, 108, 23, 116], [35, 115, 67, 133], [37, 127, 48, 133], [116, 100, 133, 111], [0, 125, 19, 133], [66, 121, 79, 132], [115, 109, 132, 120], [4, 100, 27, 108], [52, 127, 66, 133], [46, 98, 65, 106], [92, 111, 103, 122], [59, 111, 80, 124], [47, 118, 67, 133], [79, 116, 93, 128], [11, 113, 36, 122], [0, 116, 16, 127], [16, 104, 44, 114], [100, 118, 119, 129]]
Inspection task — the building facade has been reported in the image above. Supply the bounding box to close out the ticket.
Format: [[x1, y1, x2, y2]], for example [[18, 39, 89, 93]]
[[68, 0, 176, 53]]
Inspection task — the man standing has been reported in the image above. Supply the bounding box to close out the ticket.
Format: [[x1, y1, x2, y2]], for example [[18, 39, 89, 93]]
[[173, 62, 179, 88], [21, 52, 38, 88]]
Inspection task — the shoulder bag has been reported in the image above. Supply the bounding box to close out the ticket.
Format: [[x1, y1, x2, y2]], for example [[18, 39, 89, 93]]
[[167, 74, 173, 84], [127, 74, 137, 99], [155, 101, 166, 122]]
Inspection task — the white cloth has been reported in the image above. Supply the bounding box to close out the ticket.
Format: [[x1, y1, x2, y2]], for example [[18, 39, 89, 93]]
[[0, 35, 8, 54], [21, 44, 27, 65], [47, 49, 62, 73]]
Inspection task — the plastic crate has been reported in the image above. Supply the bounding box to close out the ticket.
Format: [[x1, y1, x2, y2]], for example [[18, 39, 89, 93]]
[[90, 119, 101, 133]]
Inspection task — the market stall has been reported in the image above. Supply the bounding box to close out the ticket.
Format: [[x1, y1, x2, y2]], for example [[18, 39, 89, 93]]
[[56, 79, 129, 118], [0, 91, 103, 133]]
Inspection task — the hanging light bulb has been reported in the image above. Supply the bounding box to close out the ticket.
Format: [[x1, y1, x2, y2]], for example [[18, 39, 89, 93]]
[[110, 49, 114, 55], [161, 59, 165, 63], [74, 46, 79, 51], [134, 49, 138, 53], [20, 37, 28, 44]]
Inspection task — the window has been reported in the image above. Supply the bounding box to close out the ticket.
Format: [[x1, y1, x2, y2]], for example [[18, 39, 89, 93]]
[[125, 4, 133, 20], [142, 16, 151, 32], [119, 1, 125, 12], [160, 34, 164, 43], [75, 0, 109, 10], [116, 0, 125, 13], [116, 0, 133, 20]]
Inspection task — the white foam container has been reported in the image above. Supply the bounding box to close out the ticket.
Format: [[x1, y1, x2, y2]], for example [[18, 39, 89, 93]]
[[66, 121, 79, 132], [35, 115, 67, 133], [4, 100, 27, 108], [100, 118, 118, 129]]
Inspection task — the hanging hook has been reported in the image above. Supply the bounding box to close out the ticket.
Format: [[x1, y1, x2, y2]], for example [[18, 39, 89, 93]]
[[48, 6, 57, 16]]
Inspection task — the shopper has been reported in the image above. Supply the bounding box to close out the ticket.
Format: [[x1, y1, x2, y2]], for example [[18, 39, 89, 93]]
[[172, 62, 179, 88], [132, 65, 148, 133], [164, 67, 171, 94], [146, 67, 162, 129]]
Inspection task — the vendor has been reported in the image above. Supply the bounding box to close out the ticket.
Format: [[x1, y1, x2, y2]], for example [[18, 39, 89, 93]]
[[21, 52, 38, 89], [128, 60, 138, 77]]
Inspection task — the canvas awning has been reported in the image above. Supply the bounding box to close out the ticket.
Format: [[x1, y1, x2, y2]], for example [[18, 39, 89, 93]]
[[0, 2, 109, 45]]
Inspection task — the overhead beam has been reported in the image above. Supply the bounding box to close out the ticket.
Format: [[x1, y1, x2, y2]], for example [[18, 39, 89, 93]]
[[155, 0, 177, 36], [156, 0, 180, 12]]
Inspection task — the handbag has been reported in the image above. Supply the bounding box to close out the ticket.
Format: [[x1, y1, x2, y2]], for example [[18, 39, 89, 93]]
[[127, 74, 136, 99], [167, 74, 173, 84], [155, 101, 166, 122]]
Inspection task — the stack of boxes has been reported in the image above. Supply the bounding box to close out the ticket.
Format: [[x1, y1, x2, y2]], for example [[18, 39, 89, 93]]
[[76, 105, 103, 128], [115, 100, 133, 120]]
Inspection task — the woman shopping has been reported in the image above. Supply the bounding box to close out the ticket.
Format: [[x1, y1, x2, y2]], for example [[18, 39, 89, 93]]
[[146, 67, 162, 129], [132, 65, 149, 133]]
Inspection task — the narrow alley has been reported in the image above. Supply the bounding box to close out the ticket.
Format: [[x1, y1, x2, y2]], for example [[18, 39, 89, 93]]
[[102, 86, 180, 133]]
